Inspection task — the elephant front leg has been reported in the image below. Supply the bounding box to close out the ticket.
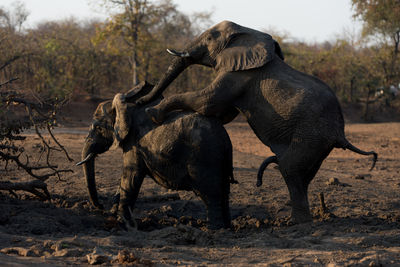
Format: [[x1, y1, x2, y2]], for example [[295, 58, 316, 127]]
[[145, 72, 247, 124], [145, 90, 217, 124], [118, 166, 145, 230], [110, 187, 120, 215]]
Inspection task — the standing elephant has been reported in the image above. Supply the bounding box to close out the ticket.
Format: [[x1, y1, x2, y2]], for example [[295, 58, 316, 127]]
[[77, 81, 234, 229], [135, 21, 377, 223]]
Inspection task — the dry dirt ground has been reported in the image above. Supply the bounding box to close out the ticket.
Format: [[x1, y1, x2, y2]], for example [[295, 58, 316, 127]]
[[1, 116, 400, 266]]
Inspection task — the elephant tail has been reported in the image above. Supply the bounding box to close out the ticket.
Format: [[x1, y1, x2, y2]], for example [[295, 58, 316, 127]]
[[256, 156, 278, 187], [335, 139, 378, 171]]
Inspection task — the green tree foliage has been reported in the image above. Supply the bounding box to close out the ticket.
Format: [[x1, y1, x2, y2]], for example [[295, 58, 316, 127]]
[[94, 0, 213, 92], [1, 0, 399, 122], [1, 3, 73, 198], [352, 0, 400, 86]]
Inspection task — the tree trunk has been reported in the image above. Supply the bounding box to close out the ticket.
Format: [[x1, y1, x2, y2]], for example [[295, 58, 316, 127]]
[[350, 76, 355, 102], [132, 54, 139, 86], [363, 85, 373, 121]]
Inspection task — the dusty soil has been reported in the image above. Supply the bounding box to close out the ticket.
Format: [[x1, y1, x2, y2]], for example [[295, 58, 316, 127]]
[[1, 116, 400, 266]]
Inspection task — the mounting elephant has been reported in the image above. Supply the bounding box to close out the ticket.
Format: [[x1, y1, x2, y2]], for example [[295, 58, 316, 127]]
[[135, 21, 377, 223], [77, 81, 234, 229]]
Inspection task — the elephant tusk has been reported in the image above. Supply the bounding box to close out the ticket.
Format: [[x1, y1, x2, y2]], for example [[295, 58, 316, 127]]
[[166, 49, 190, 58], [76, 153, 95, 166]]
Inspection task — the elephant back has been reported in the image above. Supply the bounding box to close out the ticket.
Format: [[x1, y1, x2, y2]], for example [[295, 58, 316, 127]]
[[138, 112, 232, 190]]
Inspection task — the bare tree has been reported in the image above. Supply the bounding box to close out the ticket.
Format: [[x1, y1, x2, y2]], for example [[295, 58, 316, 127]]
[[0, 83, 73, 199], [0, 3, 72, 200]]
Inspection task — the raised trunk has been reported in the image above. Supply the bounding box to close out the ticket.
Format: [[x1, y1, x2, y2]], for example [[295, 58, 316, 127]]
[[81, 142, 103, 209], [144, 56, 191, 102]]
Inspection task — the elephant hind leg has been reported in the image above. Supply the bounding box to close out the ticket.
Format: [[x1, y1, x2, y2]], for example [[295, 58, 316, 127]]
[[282, 175, 312, 223], [278, 143, 332, 223]]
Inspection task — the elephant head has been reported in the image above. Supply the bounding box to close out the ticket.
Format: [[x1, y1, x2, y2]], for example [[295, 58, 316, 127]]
[[137, 20, 284, 104], [77, 81, 154, 208], [77, 100, 114, 209]]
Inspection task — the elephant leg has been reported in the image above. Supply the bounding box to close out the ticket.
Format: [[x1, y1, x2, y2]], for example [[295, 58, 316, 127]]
[[197, 178, 231, 229], [110, 187, 121, 215], [201, 193, 231, 230], [282, 175, 312, 223], [278, 142, 332, 223], [145, 72, 247, 124], [145, 89, 229, 124], [216, 106, 239, 125], [118, 164, 145, 229]]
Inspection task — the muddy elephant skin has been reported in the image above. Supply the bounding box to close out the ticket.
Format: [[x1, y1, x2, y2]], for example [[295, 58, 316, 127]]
[[79, 81, 233, 229], [135, 21, 377, 223]]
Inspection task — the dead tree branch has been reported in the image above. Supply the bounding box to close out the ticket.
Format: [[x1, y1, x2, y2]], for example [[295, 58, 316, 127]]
[[1, 88, 73, 198], [0, 150, 72, 181], [0, 77, 18, 87], [0, 180, 50, 200]]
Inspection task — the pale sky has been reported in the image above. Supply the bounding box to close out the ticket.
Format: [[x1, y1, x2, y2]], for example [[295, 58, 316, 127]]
[[1, 0, 363, 43]]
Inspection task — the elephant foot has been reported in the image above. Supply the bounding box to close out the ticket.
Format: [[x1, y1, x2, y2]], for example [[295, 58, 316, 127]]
[[208, 221, 230, 230], [117, 207, 138, 231], [110, 193, 120, 215], [117, 217, 138, 231], [290, 207, 312, 224], [207, 208, 231, 230], [110, 203, 119, 215], [92, 202, 104, 210], [145, 107, 164, 124]]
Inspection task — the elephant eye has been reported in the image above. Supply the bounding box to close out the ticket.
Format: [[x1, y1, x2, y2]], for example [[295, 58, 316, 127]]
[[210, 31, 220, 39]]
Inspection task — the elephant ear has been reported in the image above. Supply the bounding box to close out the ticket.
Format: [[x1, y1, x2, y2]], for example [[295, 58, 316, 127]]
[[112, 93, 131, 143], [93, 100, 113, 121], [216, 32, 276, 72]]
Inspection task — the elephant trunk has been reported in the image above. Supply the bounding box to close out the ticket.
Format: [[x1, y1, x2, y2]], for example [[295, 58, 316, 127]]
[[81, 141, 103, 209], [139, 56, 191, 103]]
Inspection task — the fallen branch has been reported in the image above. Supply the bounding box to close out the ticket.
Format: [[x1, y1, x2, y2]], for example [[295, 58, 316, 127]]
[[1, 63, 72, 201], [279, 254, 301, 264], [0, 77, 18, 87], [319, 192, 328, 214], [318, 192, 336, 220], [0, 180, 50, 200]]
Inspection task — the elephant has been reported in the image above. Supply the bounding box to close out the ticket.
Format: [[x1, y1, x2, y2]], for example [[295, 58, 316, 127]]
[[135, 21, 378, 223], [77, 81, 234, 229]]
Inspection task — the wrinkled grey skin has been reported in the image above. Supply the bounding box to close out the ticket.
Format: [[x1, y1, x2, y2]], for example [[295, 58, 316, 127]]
[[79, 82, 233, 229], [136, 21, 377, 223]]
